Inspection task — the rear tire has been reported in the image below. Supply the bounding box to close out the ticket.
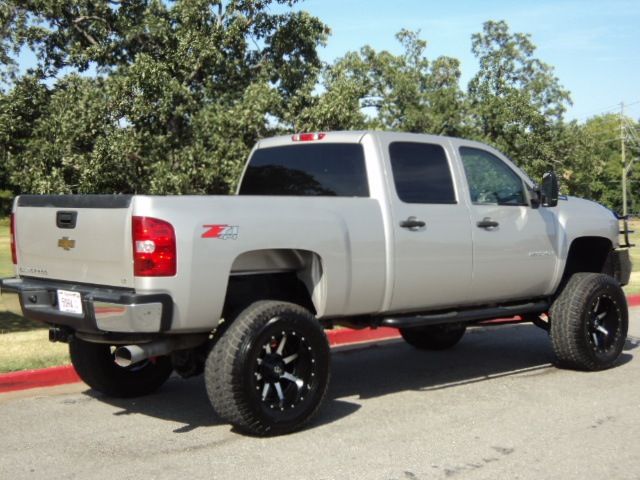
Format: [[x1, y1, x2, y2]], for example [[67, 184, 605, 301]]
[[205, 300, 330, 436], [549, 273, 628, 371], [69, 338, 173, 398], [400, 324, 466, 350]]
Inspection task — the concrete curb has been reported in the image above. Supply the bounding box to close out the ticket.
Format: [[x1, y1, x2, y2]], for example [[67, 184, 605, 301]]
[[0, 365, 80, 393], [2, 294, 639, 394]]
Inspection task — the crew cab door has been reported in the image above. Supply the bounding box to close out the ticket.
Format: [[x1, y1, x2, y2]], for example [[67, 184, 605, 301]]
[[382, 139, 473, 312], [457, 145, 558, 303]]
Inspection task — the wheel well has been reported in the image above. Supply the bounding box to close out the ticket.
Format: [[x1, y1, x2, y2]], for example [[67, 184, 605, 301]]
[[561, 237, 613, 284], [224, 249, 324, 320], [222, 273, 317, 320]]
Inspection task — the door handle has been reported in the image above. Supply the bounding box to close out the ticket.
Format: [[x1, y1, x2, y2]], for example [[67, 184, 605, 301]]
[[477, 217, 499, 229], [400, 216, 426, 230]]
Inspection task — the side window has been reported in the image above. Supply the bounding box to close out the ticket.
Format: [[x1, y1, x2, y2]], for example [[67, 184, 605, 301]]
[[389, 142, 456, 204], [459, 147, 527, 206]]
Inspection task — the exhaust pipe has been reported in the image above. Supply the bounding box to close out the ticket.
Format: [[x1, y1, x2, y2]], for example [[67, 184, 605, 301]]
[[114, 335, 206, 368], [114, 343, 168, 367]]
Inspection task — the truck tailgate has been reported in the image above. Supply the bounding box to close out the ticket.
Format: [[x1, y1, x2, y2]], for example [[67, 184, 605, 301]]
[[14, 195, 134, 288]]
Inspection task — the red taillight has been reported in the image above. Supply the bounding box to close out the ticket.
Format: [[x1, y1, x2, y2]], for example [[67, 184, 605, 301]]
[[9, 213, 17, 265], [132, 216, 177, 277], [292, 132, 326, 142]]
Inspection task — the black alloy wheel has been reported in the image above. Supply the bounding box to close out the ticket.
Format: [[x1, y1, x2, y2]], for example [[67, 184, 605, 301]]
[[205, 301, 330, 436], [252, 328, 317, 413], [550, 273, 628, 371], [586, 294, 623, 353]]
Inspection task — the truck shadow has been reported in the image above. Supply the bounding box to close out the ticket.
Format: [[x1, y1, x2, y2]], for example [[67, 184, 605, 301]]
[[328, 324, 633, 400], [87, 324, 636, 434]]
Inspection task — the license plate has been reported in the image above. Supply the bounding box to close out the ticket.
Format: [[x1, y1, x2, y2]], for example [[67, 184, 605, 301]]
[[57, 290, 83, 315]]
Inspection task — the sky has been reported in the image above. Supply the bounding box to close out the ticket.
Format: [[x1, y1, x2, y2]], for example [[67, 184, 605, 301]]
[[282, 0, 640, 122]]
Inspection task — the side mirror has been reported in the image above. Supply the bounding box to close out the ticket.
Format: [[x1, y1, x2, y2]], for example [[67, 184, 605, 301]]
[[540, 171, 559, 207]]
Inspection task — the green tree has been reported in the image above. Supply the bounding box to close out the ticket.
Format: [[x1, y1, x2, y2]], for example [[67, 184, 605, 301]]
[[562, 114, 639, 213], [0, 0, 329, 197], [1, 5, 629, 215], [468, 20, 572, 180], [293, 29, 467, 136]]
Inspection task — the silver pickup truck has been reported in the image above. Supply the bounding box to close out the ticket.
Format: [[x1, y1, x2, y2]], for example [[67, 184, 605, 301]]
[[1, 131, 632, 436]]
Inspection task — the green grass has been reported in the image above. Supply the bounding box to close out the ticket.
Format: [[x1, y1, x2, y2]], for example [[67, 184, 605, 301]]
[[0, 288, 66, 373], [0, 329, 69, 373], [0, 220, 72, 372], [0, 223, 13, 278], [0, 217, 638, 373], [0, 223, 44, 332]]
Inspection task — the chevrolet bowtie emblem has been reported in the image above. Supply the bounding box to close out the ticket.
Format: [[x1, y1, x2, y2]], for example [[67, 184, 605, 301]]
[[58, 237, 76, 251]]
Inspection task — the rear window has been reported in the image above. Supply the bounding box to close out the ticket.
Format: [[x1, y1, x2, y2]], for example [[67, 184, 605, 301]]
[[239, 144, 369, 197]]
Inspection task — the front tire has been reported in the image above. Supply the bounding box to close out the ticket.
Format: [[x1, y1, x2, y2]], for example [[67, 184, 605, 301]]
[[205, 301, 330, 436], [400, 324, 466, 350], [69, 338, 173, 398], [549, 273, 628, 371]]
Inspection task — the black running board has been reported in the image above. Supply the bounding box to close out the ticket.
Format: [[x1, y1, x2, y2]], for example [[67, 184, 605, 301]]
[[380, 300, 549, 329]]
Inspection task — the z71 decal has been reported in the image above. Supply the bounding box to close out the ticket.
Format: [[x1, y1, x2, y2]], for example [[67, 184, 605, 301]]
[[202, 225, 239, 240]]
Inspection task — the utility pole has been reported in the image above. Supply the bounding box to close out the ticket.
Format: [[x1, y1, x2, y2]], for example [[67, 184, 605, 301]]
[[621, 102, 627, 217]]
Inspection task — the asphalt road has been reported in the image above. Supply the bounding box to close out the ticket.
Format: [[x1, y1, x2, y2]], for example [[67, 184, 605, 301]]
[[2, 309, 640, 480]]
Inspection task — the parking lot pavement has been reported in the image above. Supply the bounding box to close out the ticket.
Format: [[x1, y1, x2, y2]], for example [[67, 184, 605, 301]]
[[1, 309, 639, 480]]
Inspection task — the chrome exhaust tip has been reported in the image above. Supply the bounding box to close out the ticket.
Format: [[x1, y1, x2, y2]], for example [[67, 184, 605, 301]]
[[113, 335, 207, 368], [114, 345, 148, 368]]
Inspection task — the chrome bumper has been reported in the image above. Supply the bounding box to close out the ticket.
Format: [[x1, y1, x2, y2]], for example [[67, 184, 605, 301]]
[[93, 301, 164, 332], [0, 277, 173, 334]]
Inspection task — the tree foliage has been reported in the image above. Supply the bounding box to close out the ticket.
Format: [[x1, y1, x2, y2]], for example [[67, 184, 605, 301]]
[[294, 29, 467, 136], [565, 114, 639, 213], [1, 0, 328, 196], [467, 21, 572, 178], [0, 5, 637, 214]]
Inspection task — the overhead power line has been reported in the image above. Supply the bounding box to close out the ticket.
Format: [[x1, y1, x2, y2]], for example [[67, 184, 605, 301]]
[[574, 99, 640, 121], [574, 102, 622, 120]]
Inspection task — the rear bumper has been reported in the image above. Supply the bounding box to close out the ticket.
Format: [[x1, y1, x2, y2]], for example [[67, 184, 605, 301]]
[[0, 277, 173, 336]]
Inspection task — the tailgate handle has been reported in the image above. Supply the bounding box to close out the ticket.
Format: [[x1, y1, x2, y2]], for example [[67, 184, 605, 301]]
[[56, 211, 78, 229]]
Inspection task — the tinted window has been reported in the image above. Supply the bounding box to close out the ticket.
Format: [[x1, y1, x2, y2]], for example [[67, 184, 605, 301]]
[[459, 147, 526, 206], [389, 142, 456, 204], [239, 144, 369, 197]]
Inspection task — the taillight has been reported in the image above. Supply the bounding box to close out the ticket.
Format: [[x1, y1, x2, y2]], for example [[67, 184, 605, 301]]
[[291, 132, 326, 142], [9, 213, 17, 265], [132, 216, 177, 277]]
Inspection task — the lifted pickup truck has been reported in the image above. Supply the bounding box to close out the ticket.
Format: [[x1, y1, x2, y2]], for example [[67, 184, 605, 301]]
[[1, 131, 632, 436]]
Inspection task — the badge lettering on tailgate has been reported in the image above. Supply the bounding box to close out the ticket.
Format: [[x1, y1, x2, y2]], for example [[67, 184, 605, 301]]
[[19, 266, 48, 276], [202, 225, 239, 240]]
